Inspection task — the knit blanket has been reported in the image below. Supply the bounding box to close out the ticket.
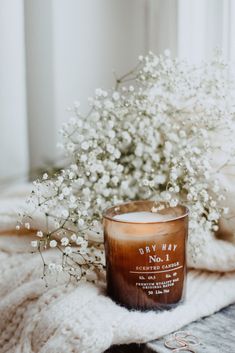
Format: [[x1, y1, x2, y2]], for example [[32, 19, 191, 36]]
[[1, 185, 235, 353]]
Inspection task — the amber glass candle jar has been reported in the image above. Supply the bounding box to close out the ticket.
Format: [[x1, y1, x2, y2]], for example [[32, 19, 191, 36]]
[[103, 200, 188, 311]]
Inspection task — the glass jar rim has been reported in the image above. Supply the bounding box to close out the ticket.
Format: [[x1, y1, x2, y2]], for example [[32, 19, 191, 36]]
[[102, 200, 189, 224]]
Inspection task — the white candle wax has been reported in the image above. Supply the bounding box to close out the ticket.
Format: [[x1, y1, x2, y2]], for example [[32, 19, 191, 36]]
[[113, 211, 174, 223]]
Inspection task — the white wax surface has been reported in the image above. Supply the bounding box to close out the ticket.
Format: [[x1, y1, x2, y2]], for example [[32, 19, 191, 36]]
[[113, 211, 174, 223]]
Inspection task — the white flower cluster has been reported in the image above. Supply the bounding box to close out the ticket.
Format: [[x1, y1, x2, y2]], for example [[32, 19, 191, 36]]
[[20, 50, 235, 281]]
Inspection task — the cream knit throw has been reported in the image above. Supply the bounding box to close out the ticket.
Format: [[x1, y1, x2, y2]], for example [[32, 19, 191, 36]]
[[1, 185, 235, 353]]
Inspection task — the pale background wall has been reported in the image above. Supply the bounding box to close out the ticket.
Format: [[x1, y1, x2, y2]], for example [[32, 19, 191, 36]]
[[1, 0, 235, 181]]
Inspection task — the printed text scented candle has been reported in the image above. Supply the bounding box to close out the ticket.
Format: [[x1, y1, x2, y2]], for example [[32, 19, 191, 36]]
[[103, 201, 188, 311]]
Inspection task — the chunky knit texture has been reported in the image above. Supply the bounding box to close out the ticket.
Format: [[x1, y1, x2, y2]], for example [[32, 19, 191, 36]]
[[0, 185, 235, 353]]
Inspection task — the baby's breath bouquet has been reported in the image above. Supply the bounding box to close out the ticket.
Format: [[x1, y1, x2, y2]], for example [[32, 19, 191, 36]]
[[20, 50, 235, 283]]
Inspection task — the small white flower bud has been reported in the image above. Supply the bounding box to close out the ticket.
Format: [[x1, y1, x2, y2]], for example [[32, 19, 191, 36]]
[[31, 241, 38, 248], [50, 240, 57, 248], [36, 231, 43, 238]]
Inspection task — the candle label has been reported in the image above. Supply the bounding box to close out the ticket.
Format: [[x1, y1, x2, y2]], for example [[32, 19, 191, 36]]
[[133, 243, 182, 297]]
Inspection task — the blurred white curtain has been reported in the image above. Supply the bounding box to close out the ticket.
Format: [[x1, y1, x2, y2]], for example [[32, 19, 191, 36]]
[[148, 0, 235, 63], [177, 0, 235, 63], [1, 0, 235, 180], [0, 0, 28, 181], [24, 0, 147, 172]]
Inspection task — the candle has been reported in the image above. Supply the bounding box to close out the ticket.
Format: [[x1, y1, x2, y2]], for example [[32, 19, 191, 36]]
[[103, 201, 188, 311]]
